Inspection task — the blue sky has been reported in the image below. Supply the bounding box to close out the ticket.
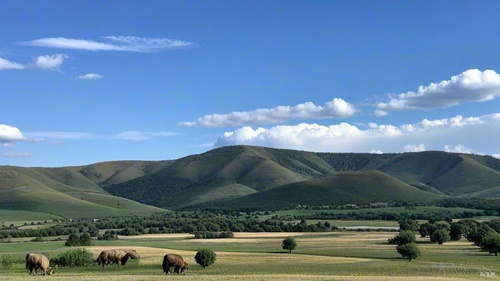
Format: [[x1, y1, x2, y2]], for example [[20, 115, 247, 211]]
[[1, 0, 499, 167]]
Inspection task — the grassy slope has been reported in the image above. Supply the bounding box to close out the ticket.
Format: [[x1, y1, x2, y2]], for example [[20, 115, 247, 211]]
[[104, 146, 500, 210], [193, 170, 442, 210], [2, 146, 500, 214], [378, 152, 500, 196], [0, 163, 167, 218], [103, 146, 328, 208], [76, 160, 173, 186]]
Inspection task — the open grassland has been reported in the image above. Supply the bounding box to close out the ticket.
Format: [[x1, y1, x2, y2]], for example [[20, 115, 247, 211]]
[[1, 232, 499, 280], [0, 210, 63, 225]]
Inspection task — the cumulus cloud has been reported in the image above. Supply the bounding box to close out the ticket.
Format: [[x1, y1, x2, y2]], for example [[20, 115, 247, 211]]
[[32, 54, 68, 70], [0, 57, 25, 70], [21, 36, 194, 52], [444, 144, 474, 154], [180, 98, 357, 127], [215, 113, 500, 157], [0, 124, 26, 142], [376, 69, 500, 114], [76, 73, 103, 80], [404, 144, 426, 152], [0, 54, 67, 71], [113, 131, 181, 141]]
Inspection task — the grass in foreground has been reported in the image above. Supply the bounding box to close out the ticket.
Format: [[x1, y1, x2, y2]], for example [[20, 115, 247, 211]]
[[0, 231, 499, 280]]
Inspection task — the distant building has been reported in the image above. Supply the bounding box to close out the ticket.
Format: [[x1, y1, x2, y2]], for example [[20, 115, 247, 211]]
[[370, 202, 389, 208]]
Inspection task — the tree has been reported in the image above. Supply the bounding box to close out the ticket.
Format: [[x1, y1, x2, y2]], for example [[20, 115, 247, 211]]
[[79, 232, 91, 246], [282, 236, 297, 253], [399, 219, 419, 232], [480, 232, 500, 256], [65, 233, 80, 246], [468, 224, 496, 247], [194, 249, 216, 268], [449, 222, 464, 241], [430, 228, 451, 244], [396, 243, 421, 261], [389, 230, 416, 246]]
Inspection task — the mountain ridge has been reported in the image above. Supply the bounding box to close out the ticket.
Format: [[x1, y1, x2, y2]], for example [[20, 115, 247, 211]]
[[1, 145, 499, 215]]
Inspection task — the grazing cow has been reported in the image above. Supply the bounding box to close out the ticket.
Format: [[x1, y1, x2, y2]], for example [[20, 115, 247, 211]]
[[26, 253, 54, 275], [96, 249, 139, 268], [162, 253, 188, 274]]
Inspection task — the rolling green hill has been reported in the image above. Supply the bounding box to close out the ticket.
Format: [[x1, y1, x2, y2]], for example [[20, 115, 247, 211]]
[[103, 146, 500, 210], [1, 145, 500, 214], [0, 161, 169, 218]]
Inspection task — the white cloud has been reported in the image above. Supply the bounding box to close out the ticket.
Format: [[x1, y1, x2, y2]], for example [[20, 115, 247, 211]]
[[32, 54, 68, 70], [4, 152, 32, 158], [113, 131, 181, 141], [444, 144, 474, 154], [24, 131, 97, 141], [493, 154, 500, 159], [0, 124, 26, 142], [404, 144, 426, 152], [76, 73, 103, 80], [0, 55, 67, 71], [373, 109, 388, 117], [215, 113, 500, 156], [0, 57, 25, 70], [376, 69, 500, 114], [180, 98, 357, 127], [21, 36, 194, 52]]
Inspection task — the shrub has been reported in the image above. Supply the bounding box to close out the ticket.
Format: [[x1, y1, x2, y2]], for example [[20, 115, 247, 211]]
[[0, 255, 14, 269], [52, 248, 94, 267], [65, 233, 91, 246], [396, 243, 421, 261], [31, 236, 45, 242], [389, 230, 416, 246], [430, 228, 451, 244], [97, 230, 118, 240], [194, 249, 217, 268]]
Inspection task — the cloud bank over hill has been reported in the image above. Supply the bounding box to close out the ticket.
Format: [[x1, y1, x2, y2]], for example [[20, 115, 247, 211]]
[[215, 113, 500, 157]]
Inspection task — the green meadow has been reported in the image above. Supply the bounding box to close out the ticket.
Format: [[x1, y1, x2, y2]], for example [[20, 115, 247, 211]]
[[1, 230, 498, 280]]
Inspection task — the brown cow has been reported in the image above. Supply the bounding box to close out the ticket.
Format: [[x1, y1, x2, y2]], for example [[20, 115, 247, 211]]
[[96, 249, 139, 268], [162, 253, 188, 274], [25, 253, 54, 275]]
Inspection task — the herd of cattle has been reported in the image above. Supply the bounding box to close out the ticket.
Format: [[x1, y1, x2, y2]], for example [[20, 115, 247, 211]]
[[25, 251, 188, 276]]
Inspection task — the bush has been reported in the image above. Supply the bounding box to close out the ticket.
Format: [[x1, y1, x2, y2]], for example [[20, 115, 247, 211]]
[[0, 255, 14, 269], [65, 233, 91, 246], [97, 230, 118, 240], [389, 230, 416, 246], [194, 249, 217, 268], [430, 228, 451, 244], [31, 236, 45, 242], [396, 243, 421, 261], [52, 248, 94, 267]]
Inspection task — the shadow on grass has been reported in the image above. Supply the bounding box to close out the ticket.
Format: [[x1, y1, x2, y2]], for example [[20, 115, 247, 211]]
[[266, 251, 292, 254]]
